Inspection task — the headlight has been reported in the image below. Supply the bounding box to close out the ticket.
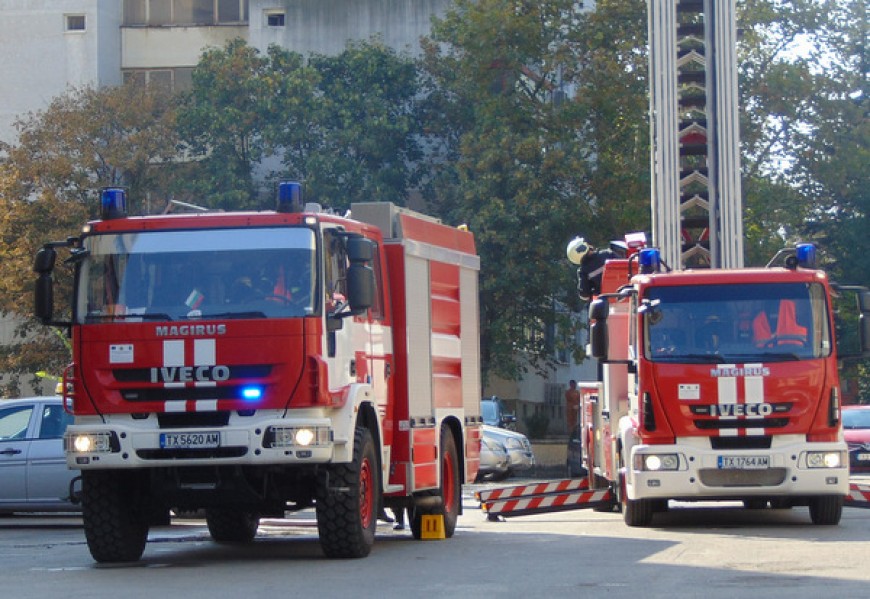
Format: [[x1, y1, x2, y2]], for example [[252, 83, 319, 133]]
[[805, 451, 844, 469], [67, 432, 114, 453], [267, 426, 331, 448], [502, 437, 522, 450], [636, 453, 680, 471]]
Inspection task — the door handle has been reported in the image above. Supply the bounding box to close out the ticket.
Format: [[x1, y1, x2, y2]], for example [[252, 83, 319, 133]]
[[0, 448, 22, 455]]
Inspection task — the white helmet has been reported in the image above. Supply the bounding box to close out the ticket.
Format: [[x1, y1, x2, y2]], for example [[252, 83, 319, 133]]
[[566, 236, 590, 265]]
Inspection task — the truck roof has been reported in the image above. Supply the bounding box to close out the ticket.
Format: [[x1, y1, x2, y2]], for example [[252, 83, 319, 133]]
[[635, 267, 827, 287]]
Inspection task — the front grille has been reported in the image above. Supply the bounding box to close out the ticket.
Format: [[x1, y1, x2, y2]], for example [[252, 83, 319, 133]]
[[114, 365, 272, 383], [698, 467, 786, 487], [157, 411, 231, 428], [136, 447, 248, 460], [695, 418, 789, 430], [710, 436, 772, 450]]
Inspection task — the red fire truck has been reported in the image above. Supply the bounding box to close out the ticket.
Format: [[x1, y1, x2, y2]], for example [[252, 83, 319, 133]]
[[33, 183, 482, 562], [578, 238, 870, 526]]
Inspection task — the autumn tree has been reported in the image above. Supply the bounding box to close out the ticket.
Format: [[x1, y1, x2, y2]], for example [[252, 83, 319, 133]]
[[0, 83, 180, 395]]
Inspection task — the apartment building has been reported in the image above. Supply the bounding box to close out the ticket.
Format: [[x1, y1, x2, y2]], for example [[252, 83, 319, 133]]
[[0, 0, 452, 144]]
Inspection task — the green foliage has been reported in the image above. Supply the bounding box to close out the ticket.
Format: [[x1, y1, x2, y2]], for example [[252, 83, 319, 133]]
[[523, 412, 550, 439], [420, 0, 649, 382]]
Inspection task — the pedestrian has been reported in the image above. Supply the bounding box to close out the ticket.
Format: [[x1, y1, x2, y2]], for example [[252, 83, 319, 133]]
[[565, 379, 581, 432]]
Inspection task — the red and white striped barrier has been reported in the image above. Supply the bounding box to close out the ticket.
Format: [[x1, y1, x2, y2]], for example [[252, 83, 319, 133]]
[[476, 478, 615, 518], [845, 482, 870, 509]]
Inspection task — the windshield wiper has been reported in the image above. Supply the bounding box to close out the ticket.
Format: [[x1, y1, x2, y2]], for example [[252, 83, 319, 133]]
[[86, 312, 172, 321], [671, 353, 728, 364], [196, 311, 267, 320], [758, 352, 802, 361]]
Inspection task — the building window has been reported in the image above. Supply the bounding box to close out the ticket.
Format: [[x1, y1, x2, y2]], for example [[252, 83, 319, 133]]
[[123, 68, 194, 92], [66, 14, 86, 31], [123, 0, 248, 26], [266, 11, 285, 27]]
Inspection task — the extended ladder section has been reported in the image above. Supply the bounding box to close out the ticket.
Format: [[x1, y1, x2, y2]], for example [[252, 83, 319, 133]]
[[649, 0, 743, 269]]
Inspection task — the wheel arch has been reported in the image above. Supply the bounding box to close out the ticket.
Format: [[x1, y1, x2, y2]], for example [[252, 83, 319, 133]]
[[440, 415, 465, 485]]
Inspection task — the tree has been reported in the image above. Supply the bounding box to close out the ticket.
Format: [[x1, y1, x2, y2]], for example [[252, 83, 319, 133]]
[[273, 39, 421, 209], [176, 39, 317, 209], [420, 0, 649, 382], [0, 83, 180, 395]]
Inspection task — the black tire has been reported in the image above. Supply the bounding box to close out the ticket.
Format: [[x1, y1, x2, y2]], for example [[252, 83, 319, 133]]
[[316, 426, 379, 558], [81, 470, 149, 563], [411, 427, 461, 540], [808, 495, 843, 525], [205, 509, 259, 543], [623, 496, 654, 527]]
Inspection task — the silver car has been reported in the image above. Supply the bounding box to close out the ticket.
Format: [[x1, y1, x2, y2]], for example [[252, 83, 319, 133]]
[[482, 425, 536, 477], [0, 396, 79, 514], [476, 428, 511, 481]]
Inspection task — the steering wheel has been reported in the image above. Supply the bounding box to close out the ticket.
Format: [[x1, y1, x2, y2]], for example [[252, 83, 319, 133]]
[[761, 334, 808, 348]]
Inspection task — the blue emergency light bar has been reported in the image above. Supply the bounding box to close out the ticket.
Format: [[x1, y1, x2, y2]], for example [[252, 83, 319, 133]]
[[796, 243, 817, 269], [277, 181, 303, 213], [100, 188, 127, 220], [639, 248, 661, 274]]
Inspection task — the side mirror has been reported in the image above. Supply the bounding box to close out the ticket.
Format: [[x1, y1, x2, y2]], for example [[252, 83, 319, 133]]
[[589, 298, 609, 360], [33, 247, 57, 274], [34, 273, 54, 324], [347, 264, 374, 315], [834, 286, 870, 359], [346, 236, 373, 263]]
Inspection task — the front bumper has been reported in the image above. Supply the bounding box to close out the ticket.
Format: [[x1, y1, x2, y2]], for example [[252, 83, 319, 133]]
[[65, 414, 339, 469], [627, 437, 849, 501]]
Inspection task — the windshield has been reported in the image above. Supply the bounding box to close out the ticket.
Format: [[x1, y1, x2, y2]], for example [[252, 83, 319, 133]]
[[843, 409, 870, 429], [77, 227, 317, 322], [643, 282, 830, 363]]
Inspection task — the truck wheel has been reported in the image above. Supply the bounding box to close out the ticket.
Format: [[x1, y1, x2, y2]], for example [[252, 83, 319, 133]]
[[206, 509, 259, 543], [316, 426, 379, 558], [623, 497, 654, 527], [81, 470, 149, 563], [808, 495, 843, 525], [411, 427, 461, 539]]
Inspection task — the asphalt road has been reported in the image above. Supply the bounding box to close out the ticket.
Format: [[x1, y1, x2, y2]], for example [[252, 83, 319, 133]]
[[2, 480, 869, 599]]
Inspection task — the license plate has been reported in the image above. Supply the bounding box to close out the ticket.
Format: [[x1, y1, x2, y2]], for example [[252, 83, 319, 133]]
[[857, 453, 870, 462], [718, 455, 769, 470], [160, 431, 220, 449]]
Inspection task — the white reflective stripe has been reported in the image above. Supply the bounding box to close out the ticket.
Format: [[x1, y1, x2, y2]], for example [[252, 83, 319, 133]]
[[717, 364, 737, 437], [164, 340, 185, 367], [744, 362, 766, 435], [195, 400, 218, 411], [165, 401, 187, 412], [194, 339, 215, 365], [431, 333, 462, 360], [194, 381, 217, 388], [164, 382, 185, 389]]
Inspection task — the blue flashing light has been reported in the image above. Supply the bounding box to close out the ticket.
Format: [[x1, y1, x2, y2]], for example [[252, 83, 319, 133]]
[[796, 243, 817, 269], [639, 248, 661, 274], [277, 181, 303, 213], [100, 188, 127, 220], [241, 386, 263, 401]]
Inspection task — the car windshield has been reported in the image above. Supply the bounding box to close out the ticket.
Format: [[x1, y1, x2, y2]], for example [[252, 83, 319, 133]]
[[481, 401, 497, 424], [77, 227, 317, 322], [843, 409, 870, 429], [643, 282, 830, 363]]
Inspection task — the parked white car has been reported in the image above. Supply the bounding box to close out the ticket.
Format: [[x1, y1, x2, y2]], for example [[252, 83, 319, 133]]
[[481, 425, 535, 478], [476, 429, 511, 481]]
